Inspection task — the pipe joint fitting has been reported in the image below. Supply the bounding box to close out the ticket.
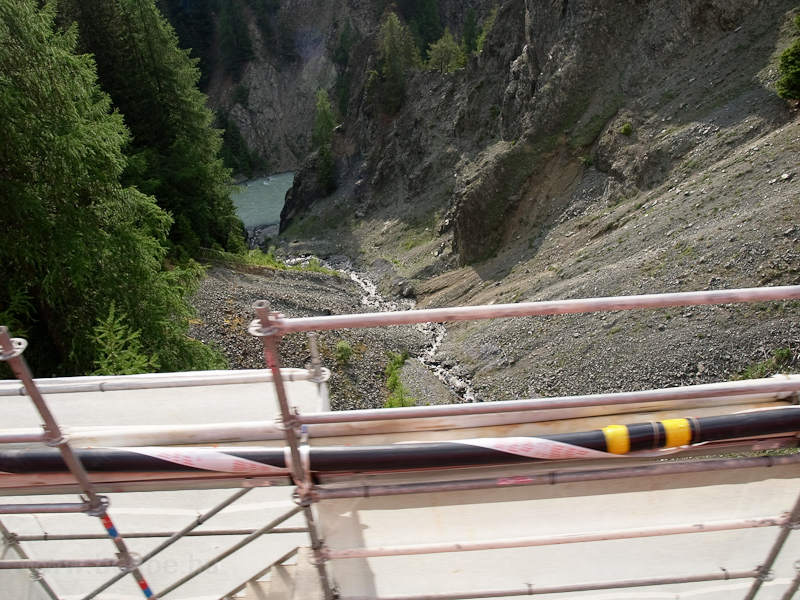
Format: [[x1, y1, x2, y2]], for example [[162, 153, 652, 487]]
[[117, 552, 141, 573], [309, 547, 329, 566], [85, 495, 110, 517], [0, 336, 27, 361], [42, 426, 70, 447], [756, 569, 775, 582], [293, 487, 315, 507]]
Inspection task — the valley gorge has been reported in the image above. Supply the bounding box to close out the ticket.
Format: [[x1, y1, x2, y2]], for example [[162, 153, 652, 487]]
[[195, 0, 800, 408]]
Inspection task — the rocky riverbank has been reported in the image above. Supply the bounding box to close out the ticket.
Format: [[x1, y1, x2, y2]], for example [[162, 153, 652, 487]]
[[189, 263, 444, 410]]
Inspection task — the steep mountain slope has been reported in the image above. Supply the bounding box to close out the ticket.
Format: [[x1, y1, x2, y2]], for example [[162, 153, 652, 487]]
[[206, 0, 496, 173], [274, 0, 800, 400]]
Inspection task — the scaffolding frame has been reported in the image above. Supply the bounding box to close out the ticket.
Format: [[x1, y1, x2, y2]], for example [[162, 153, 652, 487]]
[[1, 285, 800, 599]]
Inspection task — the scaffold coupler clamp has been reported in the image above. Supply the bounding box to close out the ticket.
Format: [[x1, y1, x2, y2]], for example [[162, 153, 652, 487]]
[[756, 567, 775, 582], [1, 530, 19, 548], [293, 483, 316, 507], [117, 552, 141, 573], [249, 300, 285, 337], [42, 425, 70, 447], [85, 495, 111, 517], [311, 546, 330, 566], [0, 329, 27, 361]]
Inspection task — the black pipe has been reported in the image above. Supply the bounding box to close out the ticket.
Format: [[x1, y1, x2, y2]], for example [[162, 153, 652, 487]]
[[1, 408, 799, 474]]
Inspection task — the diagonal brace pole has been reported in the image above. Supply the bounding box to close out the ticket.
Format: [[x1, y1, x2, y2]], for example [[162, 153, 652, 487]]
[[81, 487, 253, 600], [0, 327, 156, 599], [0, 518, 60, 600], [742, 489, 800, 600]]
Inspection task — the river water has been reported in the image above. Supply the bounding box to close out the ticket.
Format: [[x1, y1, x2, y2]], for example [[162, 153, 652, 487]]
[[288, 255, 478, 403], [232, 172, 294, 228]]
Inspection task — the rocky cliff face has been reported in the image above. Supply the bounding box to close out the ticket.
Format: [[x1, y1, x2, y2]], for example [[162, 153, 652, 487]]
[[206, 0, 377, 173], [270, 0, 800, 400], [207, 0, 498, 175]]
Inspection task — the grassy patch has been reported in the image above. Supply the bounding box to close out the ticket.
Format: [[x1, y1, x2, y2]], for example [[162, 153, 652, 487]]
[[384, 350, 417, 408], [335, 340, 353, 364], [735, 347, 798, 380], [569, 97, 624, 149], [200, 248, 339, 276]]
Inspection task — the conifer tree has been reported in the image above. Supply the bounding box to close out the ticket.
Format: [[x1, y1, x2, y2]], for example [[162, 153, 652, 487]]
[[313, 90, 337, 193], [427, 28, 464, 74], [61, 0, 244, 257], [219, 0, 255, 81], [462, 8, 478, 54], [0, 0, 225, 375], [372, 11, 418, 114]]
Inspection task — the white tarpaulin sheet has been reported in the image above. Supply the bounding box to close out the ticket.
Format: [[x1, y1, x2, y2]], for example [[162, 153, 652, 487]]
[[318, 463, 800, 600]]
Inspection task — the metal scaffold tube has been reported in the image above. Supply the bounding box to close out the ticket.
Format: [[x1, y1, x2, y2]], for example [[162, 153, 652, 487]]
[[0, 558, 125, 569], [16, 526, 307, 542], [0, 326, 156, 599], [336, 569, 761, 600], [218, 546, 300, 600], [0, 501, 91, 514], [155, 505, 303, 598], [322, 514, 787, 560], [0, 368, 327, 397], [742, 490, 800, 600], [780, 564, 800, 600], [294, 376, 800, 425], [0, 519, 60, 600], [268, 285, 800, 334], [82, 487, 254, 600], [251, 301, 336, 600], [313, 453, 800, 500]]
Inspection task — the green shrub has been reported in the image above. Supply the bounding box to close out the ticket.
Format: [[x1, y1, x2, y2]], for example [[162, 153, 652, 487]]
[[777, 15, 800, 100], [384, 350, 416, 407], [735, 347, 798, 380], [620, 122, 633, 136], [476, 6, 498, 53], [335, 340, 353, 364], [233, 85, 249, 107], [426, 28, 464, 73], [92, 304, 160, 375]]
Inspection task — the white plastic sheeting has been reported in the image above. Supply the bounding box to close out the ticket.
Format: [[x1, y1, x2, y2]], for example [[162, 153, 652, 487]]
[[318, 463, 800, 600], [0, 373, 326, 600]]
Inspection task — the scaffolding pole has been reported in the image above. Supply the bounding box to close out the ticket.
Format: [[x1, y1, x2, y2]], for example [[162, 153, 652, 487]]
[[251, 301, 335, 600], [294, 376, 800, 425], [0, 518, 60, 600], [313, 452, 800, 501], [155, 505, 302, 597], [0, 327, 155, 599], [0, 368, 327, 397], [0, 501, 91, 514], [742, 490, 800, 600], [16, 526, 307, 542], [780, 562, 800, 600], [322, 514, 786, 560], [0, 558, 125, 569], [267, 285, 800, 334], [81, 487, 253, 600], [335, 569, 761, 600]]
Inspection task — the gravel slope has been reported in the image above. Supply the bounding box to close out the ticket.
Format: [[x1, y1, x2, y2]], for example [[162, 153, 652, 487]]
[[189, 264, 430, 410]]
